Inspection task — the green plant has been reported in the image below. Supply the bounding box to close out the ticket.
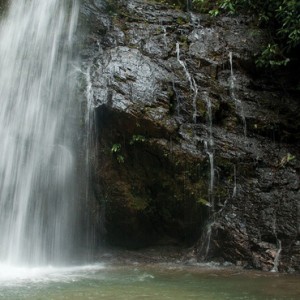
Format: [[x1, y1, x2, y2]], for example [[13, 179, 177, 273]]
[[278, 153, 296, 167], [111, 143, 121, 153], [111, 143, 124, 163], [192, 0, 300, 68], [197, 198, 212, 207], [130, 135, 146, 145], [117, 155, 125, 164], [256, 43, 290, 67]]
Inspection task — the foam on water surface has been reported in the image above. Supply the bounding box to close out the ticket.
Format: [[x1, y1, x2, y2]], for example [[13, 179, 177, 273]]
[[0, 263, 105, 286]]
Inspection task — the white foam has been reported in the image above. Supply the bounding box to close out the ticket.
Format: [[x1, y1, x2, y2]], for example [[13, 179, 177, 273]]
[[0, 263, 105, 286]]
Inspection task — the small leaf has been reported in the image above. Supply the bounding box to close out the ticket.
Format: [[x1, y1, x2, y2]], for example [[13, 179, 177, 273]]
[[287, 153, 296, 162], [111, 143, 121, 153], [198, 198, 212, 207]]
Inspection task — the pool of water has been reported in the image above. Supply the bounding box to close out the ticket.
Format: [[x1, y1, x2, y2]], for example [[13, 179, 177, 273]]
[[0, 262, 299, 299]]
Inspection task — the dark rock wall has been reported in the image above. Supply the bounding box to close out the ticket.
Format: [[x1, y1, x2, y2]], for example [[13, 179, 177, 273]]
[[80, 0, 300, 272]]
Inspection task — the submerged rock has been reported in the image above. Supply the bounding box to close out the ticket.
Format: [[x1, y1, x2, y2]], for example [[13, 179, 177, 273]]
[[80, 0, 300, 272]]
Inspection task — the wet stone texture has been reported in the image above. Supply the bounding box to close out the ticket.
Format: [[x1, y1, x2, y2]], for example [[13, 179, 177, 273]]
[[80, 0, 300, 272]]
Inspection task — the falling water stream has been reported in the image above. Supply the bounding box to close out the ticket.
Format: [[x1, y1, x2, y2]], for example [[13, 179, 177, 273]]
[[229, 52, 247, 137], [271, 217, 282, 272], [204, 92, 214, 206], [232, 165, 237, 198], [0, 0, 80, 266], [176, 42, 198, 123]]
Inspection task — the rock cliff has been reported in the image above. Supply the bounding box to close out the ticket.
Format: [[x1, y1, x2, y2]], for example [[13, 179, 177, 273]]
[[80, 0, 300, 272]]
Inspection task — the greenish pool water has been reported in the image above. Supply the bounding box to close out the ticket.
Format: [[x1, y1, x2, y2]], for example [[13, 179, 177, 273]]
[[0, 263, 299, 299]]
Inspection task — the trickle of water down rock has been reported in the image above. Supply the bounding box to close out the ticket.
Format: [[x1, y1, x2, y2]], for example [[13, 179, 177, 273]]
[[0, 0, 79, 266]]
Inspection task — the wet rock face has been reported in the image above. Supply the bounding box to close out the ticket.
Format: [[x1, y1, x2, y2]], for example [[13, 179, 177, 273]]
[[80, 0, 300, 271]]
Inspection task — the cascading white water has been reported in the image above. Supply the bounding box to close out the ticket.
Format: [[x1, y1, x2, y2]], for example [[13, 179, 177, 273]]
[[271, 216, 282, 272], [232, 165, 237, 198], [271, 239, 282, 273], [229, 52, 247, 137], [204, 92, 214, 205], [162, 26, 168, 48], [0, 0, 79, 266], [176, 42, 198, 123], [200, 93, 215, 259]]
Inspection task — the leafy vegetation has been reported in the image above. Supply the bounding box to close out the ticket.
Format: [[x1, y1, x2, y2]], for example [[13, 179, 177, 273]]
[[278, 152, 296, 167], [192, 0, 300, 67], [110, 135, 147, 163], [130, 134, 146, 145], [111, 143, 124, 163], [111, 143, 121, 153], [155, 0, 299, 67], [197, 198, 211, 207]]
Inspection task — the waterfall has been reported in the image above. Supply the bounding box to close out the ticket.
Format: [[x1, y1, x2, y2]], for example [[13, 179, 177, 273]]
[[200, 93, 215, 259], [271, 240, 282, 273], [162, 26, 168, 48], [204, 92, 214, 206], [176, 42, 198, 123], [82, 64, 100, 257], [271, 216, 282, 272], [0, 0, 79, 266], [229, 52, 247, 137], [232, 165, 237, 198]]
